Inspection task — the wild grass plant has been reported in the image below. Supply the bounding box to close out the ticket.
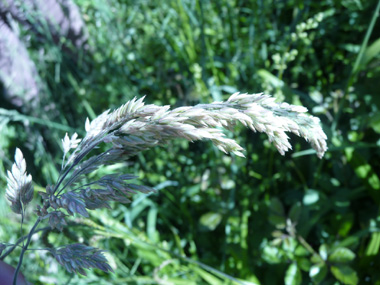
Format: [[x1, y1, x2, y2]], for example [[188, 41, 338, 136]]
[[1, 93, 327, 283], [1, 0, 380, 284]]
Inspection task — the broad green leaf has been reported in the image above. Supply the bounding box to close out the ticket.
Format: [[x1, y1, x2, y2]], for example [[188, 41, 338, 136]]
[[309, 263, 328, 284], [199, 212, 222, 231], [330, 265, 358, 285], [329, 247, 355, 263], [284, 263, 302, 285]]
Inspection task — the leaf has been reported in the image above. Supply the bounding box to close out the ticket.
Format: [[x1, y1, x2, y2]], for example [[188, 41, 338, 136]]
[[294, 245, 309, 257], [332, 213, 354, 237], [268, 198, 286, 229], [309, 263, 328, 284], [256, 69, 297, 101], [268, 215, 287, 229], [147, 207, 158, 242], [288, 202, 302, 223], [284, 263, 302, 285], [365, 232, 380, 256], [319, 244, 328, 261], [330, 265, 358, 285], [362, 37, 380, 67], [369, 113, 380, 134], [303, 189, 320, 205], [344, 148, 380, 192], [257, 69, 287, 90], [282, 237, 297, 253], [262, 245, 283, 264], [329, 247, 356, 263], [199, 212, 222, 231], [193, 267, 223, 285], [297, 257, 311, 272]]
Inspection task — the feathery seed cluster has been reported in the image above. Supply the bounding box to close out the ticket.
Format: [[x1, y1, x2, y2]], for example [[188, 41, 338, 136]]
[[4, 92, 327, 277]]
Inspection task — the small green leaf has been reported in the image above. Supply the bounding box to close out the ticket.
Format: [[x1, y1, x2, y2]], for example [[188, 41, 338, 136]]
[[284, 263, 302, 285], [269, 197, 285, 216], [331, 213, 354, 237], [282, 237, 297, 253], [303, 189, 320, 205], [268, 214, 286, 229], [309, 263, 328, 284], [297, 257, 311, 272], [365, 232, 380, 256], [362, 37, 380, 67], [262, 245, 283, 264], [330, 265, 358, 285], [257, 69, 285, 89], [369, 113, 380, 134], [328, 248, 356, 263], [147, 207, 158, 242], [268, 198, 286, 228], [294, 245, 309, 257], [199, 212, 222, 231], [344, 148, 380, 191], [288, 202, 302, 223], [319, 244, 328, 261]]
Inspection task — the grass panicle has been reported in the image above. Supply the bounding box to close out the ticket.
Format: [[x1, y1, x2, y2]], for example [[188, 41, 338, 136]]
[[3, 92, 327, 281]]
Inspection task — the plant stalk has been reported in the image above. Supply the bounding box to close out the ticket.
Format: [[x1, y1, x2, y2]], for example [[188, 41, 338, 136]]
[[13, 217, 42, 285]]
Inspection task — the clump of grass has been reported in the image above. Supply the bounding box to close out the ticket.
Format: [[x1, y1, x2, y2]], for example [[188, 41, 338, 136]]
[[1, 92, 327, 283]]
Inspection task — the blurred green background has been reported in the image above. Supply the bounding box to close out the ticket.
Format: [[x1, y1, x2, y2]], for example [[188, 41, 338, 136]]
[[1, 0, 380, 284]]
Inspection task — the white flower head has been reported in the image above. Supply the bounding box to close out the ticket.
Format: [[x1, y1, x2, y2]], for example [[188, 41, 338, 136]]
[[5, 148, 34, 214]]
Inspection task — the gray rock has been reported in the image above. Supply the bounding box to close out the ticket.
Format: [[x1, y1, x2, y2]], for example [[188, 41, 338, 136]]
[[0, 19, 40, 109], [0, 0, 88, 110]]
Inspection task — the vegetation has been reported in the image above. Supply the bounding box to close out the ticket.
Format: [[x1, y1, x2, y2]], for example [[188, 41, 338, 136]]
[[1, 0, 380, 284]]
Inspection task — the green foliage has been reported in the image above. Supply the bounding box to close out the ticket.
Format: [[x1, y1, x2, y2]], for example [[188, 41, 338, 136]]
[[1, 0, 380, 284]]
